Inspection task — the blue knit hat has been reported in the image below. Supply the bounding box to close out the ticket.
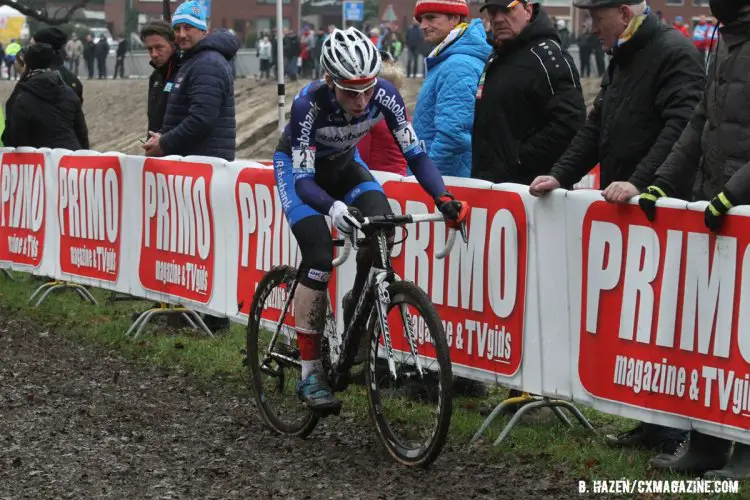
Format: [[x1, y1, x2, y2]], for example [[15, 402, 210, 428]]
[[172, 1, 207, 31]]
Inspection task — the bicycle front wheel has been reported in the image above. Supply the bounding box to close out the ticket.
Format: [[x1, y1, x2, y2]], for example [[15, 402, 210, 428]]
[[365, 280, 453, 467]]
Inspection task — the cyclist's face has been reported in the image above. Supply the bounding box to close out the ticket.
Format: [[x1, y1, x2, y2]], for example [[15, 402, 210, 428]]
[[326, 76, 376, 116]]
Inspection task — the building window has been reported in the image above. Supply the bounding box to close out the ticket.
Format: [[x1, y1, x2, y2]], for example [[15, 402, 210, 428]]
[[666, 0, 684, 5], [692, 0, 709, 6]]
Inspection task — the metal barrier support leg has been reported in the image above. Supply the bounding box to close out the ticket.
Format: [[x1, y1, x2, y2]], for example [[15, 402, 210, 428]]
[[471, 393, 597, 448], [2, 269, 20, 282], [126, 303, 215, 340], [29, 281, 98, 307], [471, 393, 535, 444]]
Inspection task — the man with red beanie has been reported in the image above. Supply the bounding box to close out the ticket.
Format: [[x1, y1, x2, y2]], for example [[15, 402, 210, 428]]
[[412, 0, 491, 178]]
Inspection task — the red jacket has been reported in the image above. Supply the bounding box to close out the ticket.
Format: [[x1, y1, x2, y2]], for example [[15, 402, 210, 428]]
[[673, 24, 690, 38], [358, 118, 408, 176]]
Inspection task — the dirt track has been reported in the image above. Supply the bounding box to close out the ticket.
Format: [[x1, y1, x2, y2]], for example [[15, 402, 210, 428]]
[[0, 309, 582, 499], [0, 76, 601, 162]]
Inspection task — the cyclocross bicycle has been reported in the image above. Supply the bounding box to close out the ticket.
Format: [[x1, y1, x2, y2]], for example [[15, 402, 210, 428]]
[[246, 211, 466, 467]]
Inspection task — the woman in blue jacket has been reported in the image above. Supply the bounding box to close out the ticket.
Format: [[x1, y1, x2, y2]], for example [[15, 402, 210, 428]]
[[412, 0, 491, 178]]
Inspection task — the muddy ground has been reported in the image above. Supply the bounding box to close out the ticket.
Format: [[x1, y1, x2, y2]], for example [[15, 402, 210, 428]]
[[0, 308, 583, 499], [0, 76, 600, 162]]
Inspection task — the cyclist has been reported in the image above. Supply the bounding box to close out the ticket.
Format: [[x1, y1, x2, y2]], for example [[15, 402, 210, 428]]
[[273, 27, 469, 415]]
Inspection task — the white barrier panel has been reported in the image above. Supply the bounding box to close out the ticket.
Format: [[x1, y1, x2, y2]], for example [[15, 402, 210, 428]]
[[0, 148, 54, 277], [4, 146, 750, 445], [568, 192, 750, 443]]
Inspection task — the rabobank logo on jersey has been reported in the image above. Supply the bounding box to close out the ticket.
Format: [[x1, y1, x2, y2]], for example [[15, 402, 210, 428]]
[[374, 88, 407, 126], [299, 102, 320, 148]]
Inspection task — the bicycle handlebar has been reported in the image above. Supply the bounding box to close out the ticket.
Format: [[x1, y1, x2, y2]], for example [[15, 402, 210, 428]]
[[331, 212, 463, 268]]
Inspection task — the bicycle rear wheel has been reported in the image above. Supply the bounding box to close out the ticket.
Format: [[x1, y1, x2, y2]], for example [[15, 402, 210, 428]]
[[247, 265, 319, 437], [365, 280, 453, 467]]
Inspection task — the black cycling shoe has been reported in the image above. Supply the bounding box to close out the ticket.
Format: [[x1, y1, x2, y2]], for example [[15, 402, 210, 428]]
[[605, 423, 685, 454], [296, 373, 342, 417]]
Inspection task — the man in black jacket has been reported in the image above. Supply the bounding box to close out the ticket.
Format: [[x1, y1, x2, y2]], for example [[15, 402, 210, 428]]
[[141, 21, 179, 135], [472, 0, 586, 185], [32, 27, 84, 103], [113, 34, 128, 79], [530, 0, 704, 204], [529, 0, 705, 453], [2, 43, 88, 150]]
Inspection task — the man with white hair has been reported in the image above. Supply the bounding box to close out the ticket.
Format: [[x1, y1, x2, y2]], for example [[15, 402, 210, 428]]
[[529, 0, 704, 453], [530, 0, 704, 205]]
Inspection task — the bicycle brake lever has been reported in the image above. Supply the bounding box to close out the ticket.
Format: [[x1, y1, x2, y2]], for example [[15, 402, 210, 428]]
[[459, 221, 469, 244]]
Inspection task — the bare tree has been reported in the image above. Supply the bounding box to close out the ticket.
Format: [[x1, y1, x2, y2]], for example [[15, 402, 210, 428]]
[[0, 0, 89, 25]]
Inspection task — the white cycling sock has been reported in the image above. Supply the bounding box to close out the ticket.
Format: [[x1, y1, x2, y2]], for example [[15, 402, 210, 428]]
[[301, 359, 324, 380]]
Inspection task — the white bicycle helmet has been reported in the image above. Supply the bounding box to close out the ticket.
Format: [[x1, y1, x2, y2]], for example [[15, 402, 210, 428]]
[[321, 27, 381, 90]]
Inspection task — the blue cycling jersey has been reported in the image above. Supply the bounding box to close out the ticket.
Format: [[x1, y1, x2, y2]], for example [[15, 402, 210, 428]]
[[276, 79, 447, 221], [285, 78, 422, 167]]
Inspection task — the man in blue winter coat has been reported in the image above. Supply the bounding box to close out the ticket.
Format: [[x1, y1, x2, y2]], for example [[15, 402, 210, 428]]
[[143, 0, 240, 162], [412, 0, 491, 178]]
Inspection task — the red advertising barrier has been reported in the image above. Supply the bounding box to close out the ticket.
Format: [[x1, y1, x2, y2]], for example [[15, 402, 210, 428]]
[[580, 201, 750, 430], [0, 152, 46, 267], [139, 158, 215, 303], [58, 155, 122, 281], [385, 182, 528, 377], [234, 166, 337, 319]]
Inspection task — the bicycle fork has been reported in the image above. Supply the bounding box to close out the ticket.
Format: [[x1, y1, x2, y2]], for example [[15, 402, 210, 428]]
[[371, 270, 426, 382]]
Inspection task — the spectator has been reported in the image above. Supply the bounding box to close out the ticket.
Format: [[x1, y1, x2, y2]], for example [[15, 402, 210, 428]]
[[95, 34, 109, 79], [693, 15, 710, 56], [673, 15, 690, 37], [412, 0, 491, 178], [257, 33, 272, 80], [578, 19, 596, 77], [141, 20, 179, 134], [556, 18, 572, 48], [143, 1, 239, 333], [313, 29, 325, 79], [114, 34, 128, 79], [143, 1, 239, 161], [83, 33, 95, 80], [389, 32, 404, 61], [283, 28, 300, 81], [2, 43, 88, 150], [472, 0, 586, 185], [33, 27, 84, 103], [529, 0, 705, 453], [357, 52, 408, 176], [65, 34, 83, 76], [640, 1, 750, 479], [5, 38, 22, 80], [405, 21, 423, 77]]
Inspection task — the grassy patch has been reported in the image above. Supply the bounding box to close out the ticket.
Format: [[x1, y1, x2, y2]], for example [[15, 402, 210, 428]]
[[0, 274, 746, 497]]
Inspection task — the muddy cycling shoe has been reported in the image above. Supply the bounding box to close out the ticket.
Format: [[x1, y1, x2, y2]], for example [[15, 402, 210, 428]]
[[296, 373, 342, 416], [342, 291, 368, 365]]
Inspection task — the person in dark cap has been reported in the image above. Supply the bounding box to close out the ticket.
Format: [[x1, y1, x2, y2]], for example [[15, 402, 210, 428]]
[[529, 0, 705, 456], [471, 0, 586, 185], [32, 27, 84, 103], [2, 43, 89, 150]]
